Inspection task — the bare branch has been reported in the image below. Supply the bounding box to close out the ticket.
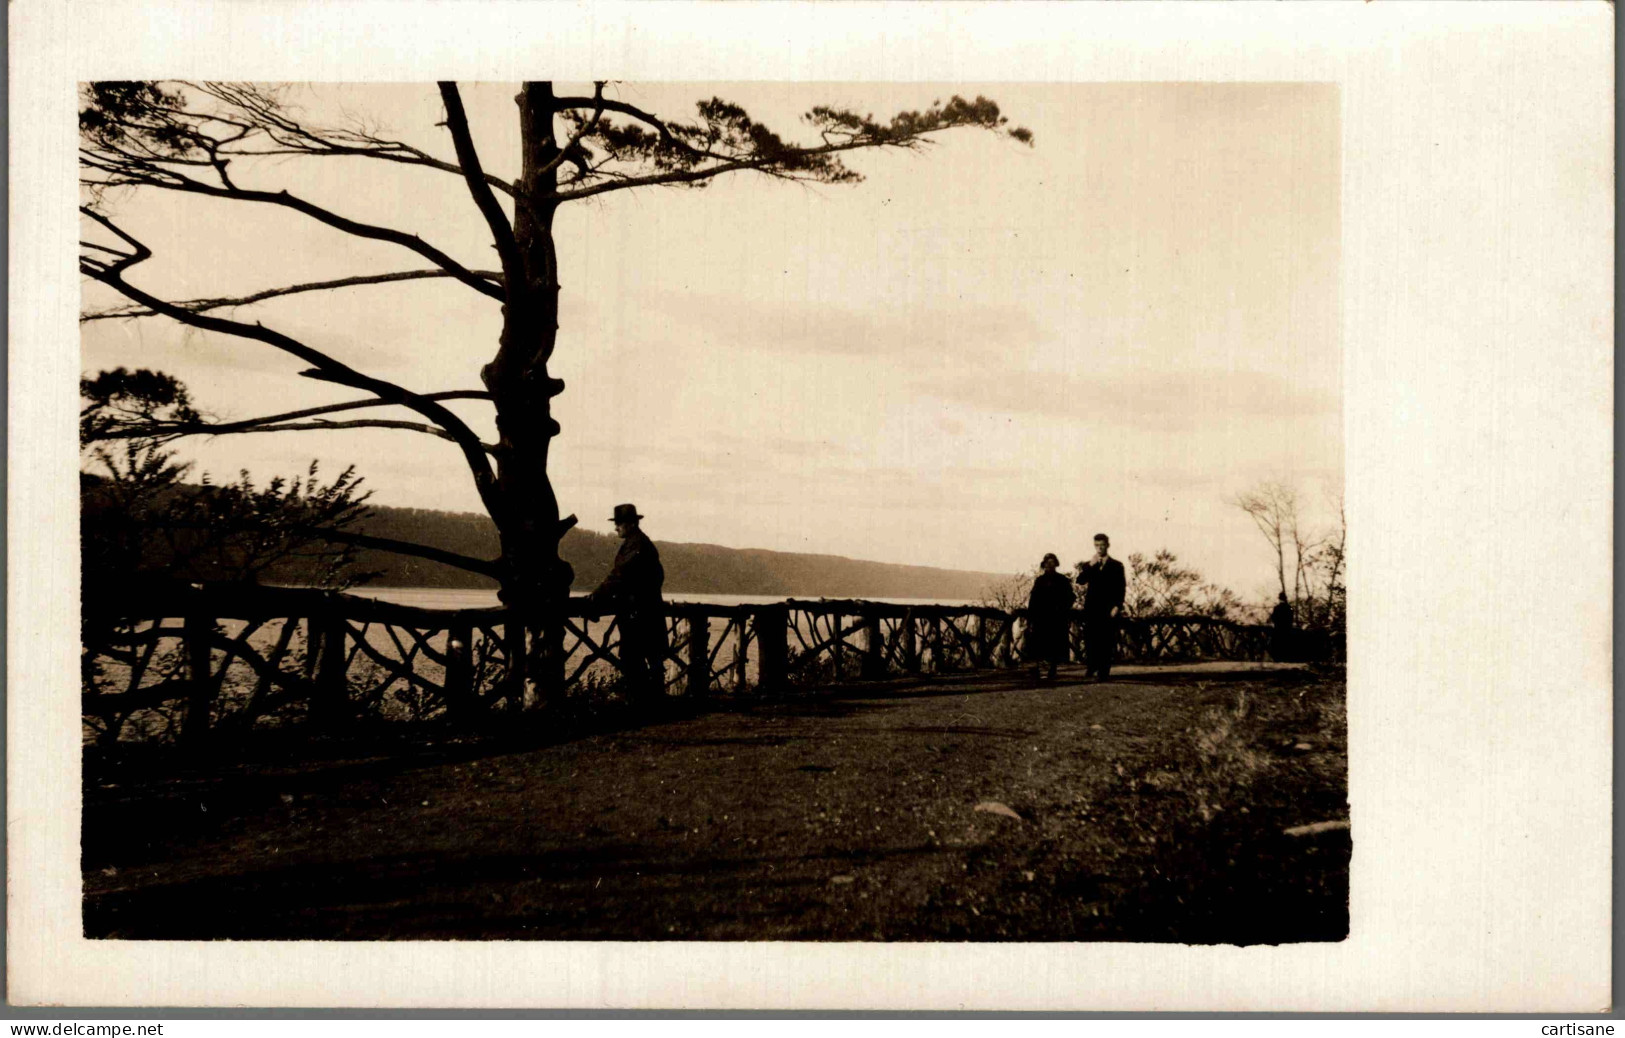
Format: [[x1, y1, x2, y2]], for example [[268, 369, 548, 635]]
[[78, 231, 502, 519], [225, 183, 506, 301], [229, 139, 520, 198], [536, 83, 607, 179], [81, 83, 520, 204], [207, 390, 491, 430], [85, 391, 497, 453], [95, 415, 496, 453], [210, 417, 499, 452], [555, 155, 772, 203], [79, 207, 152, 275], [293, 527, 500, 579], [83, 165, 504, 301], [437, 82, 522, 289], [82, 269, 503, 322]]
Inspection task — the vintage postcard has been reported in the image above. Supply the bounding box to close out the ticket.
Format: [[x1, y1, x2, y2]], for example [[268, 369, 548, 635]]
[[9, 0, 1613, 1011]]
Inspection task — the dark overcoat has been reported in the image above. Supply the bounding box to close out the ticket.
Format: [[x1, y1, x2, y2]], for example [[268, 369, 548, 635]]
[[588, 528, 668, 652], [1269, 600, 1296, 660], [1075, 556, 1126, 619], [1025, 570, 1076, 664]]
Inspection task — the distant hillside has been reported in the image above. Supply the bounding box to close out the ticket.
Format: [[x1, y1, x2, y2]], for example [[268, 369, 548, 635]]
[[354, 503, 1009, 600], [82, 474, 1012, 601]]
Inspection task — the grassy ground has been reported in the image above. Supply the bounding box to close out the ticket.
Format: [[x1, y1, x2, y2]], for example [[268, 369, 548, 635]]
[[82, 663, 1347, 943]]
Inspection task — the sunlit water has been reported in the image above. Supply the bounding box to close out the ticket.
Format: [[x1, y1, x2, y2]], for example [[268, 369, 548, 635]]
[[343, 587, 979, 610]]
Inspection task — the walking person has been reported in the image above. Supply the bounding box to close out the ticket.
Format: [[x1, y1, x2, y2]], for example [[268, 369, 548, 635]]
[[1074, 533, 1126, 680], [1025, 553, 1076, 681], [583, 503, 669, 705]]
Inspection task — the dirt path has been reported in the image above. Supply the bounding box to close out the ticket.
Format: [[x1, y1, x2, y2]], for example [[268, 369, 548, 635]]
[[84, 664, 1348, 943]]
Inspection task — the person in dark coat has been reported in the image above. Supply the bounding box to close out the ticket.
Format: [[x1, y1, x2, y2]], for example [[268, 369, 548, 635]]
[[1269, 592, 1296, 662], [1074, 533, 1126, 680], [1025, 553, 1076, 681], [583, 503, 668, 703]]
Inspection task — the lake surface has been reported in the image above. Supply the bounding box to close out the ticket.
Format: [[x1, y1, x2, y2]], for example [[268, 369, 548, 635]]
[[344, 587, 979, 610]]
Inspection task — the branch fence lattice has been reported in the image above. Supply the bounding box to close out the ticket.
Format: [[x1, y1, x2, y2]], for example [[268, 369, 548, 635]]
[[82, 585, 1280, 746]]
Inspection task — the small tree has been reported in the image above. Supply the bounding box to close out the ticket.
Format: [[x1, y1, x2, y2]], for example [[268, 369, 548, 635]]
[[1232, 480, 1345, 632], [1298, 492, 1346, 631], [1192, 582, 1250, 622], [978, 569, 1038, 614], [81, 369, 375, 595], [1123, 548, 1242, 620], [1232, 481, 1295, 601], [1124, 550, 1186, 617]]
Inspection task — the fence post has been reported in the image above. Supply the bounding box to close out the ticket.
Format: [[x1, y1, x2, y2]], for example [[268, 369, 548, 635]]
[[444, 624, 474, 719], [734, 617, 750, 691], [757, 605, 788, 691], [501, 613, 527, 711], [686, 611, 711, 696], [533, 608, 564, 712], [183, 613, 213, 745], [926, 615, 942, 673], [303, 616, 321, 678], [860, 611, 883, 679], [902, 608, 920, 674], [313, 615, 349, 729], [828, 611, 844, 679]]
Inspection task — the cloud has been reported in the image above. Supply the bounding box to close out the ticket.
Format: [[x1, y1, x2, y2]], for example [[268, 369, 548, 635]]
[[645, 290, 1046, 363], [914, 367, 1339, 431]]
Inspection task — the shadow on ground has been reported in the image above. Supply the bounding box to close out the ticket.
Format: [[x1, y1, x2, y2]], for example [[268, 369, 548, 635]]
[[84, 664, 1348, 943]]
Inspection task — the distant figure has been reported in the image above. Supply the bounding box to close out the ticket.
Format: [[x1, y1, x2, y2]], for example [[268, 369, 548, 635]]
[[1025, 553, 1076, 681], [1074, 533, 1126, 680], [1270, 592, 1296, 662], [584, 504, 668, 703]]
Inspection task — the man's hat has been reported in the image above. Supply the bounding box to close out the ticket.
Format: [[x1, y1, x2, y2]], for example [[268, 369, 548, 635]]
[[610, 503, 644, 524]]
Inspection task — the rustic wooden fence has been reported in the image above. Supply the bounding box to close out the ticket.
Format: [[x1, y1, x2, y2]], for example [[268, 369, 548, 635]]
[[81, 585, 1277, 746]]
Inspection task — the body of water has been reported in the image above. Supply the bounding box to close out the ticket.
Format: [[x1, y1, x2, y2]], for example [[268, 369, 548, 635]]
[[345, 587, 980, 611]]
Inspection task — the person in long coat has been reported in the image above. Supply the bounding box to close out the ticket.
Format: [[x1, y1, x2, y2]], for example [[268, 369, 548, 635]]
[[584, 503, 668, 703], [1074, 533, 1126, 679], [1025, 553, 1076, 681], [1269, 592, 1296, 662]]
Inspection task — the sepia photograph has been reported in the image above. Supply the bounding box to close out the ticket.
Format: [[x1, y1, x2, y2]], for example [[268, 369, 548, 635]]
[[10, 0, 1611, 1013], [76, 79, 1347, 943]]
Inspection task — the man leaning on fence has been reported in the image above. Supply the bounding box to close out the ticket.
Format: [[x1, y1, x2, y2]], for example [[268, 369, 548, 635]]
[[583, 504, 669, 705]]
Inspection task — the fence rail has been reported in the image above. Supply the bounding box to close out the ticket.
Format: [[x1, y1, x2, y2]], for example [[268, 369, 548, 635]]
[[82, 584, 1288, 746]]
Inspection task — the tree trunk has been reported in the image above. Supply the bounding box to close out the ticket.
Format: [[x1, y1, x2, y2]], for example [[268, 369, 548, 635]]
[[484, 81, 575, 706], [1273, 534, 1287, 601]]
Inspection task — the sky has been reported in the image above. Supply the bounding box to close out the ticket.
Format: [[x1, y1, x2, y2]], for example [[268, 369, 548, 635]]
[[81, 81, 1342, 599]]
